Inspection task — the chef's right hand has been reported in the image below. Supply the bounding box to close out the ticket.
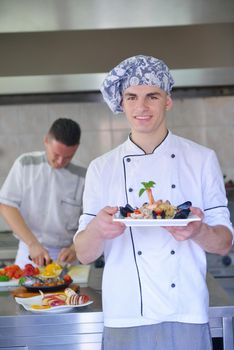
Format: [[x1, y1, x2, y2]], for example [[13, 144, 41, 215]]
[[90, 206, 126, 240], [28, 241, 51, 266]]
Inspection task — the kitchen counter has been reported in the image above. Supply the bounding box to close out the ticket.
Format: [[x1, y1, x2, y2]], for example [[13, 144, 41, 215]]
[[0, 287, 103, 350], [207, 273, 234, 349], [0, 274, 234, 350]]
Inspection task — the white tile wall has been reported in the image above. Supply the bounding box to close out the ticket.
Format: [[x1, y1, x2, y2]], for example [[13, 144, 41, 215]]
[[0, 95, 233, 230]]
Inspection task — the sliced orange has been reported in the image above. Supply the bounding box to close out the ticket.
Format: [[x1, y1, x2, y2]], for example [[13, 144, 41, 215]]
[[31, 304, 51, 309]]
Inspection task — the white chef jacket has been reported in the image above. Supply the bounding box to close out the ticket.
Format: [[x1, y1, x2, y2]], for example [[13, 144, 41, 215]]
[[0, 151, 86, 266], [77, 131, 233, 328]]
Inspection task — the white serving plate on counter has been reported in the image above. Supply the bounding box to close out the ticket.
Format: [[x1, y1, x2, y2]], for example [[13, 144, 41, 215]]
[[15, 295, 93, 313]]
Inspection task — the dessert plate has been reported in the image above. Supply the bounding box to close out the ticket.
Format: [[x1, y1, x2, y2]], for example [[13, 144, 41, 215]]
[[15, 295, 93, 313]]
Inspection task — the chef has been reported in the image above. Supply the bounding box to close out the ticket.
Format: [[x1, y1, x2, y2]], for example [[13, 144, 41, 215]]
[[0, 118, 86, 267], [74, 55, 233, 350]]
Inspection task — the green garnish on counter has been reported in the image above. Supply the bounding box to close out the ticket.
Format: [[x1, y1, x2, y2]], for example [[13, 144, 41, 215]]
[[0, 275, 10, 282], [18, 277, 26, 285]]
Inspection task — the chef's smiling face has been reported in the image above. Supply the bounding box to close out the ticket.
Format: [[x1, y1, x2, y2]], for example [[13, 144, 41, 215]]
[[121, 85, 173, 138], [44, 136, 79, 169]]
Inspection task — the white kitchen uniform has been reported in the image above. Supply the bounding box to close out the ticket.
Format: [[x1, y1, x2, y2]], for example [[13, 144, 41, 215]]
[[0, 151, 86, 267], [77, 131, 233, 328]]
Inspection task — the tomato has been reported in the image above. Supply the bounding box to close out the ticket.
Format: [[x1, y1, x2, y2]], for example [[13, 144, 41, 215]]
[[14, 271, 24, 279], [154, 209, 162, 215], [4, 264, 23, 279], [33, 267, 40, 275], [63, 274, 72, 284], [133, 209, 141, 215], [5, 271, 14, 279], [24, 264, 34, 269], [23, 264, 40, 277]]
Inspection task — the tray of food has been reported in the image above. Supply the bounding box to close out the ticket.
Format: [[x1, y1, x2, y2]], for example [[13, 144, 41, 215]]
[[0, 262, 72, 290], [0, 264, 40, 287]]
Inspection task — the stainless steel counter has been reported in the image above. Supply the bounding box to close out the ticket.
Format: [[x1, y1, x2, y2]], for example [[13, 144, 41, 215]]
[[208, 273, 234, 349], [0, 287, 103, 350], [0, 275, 234, 350]]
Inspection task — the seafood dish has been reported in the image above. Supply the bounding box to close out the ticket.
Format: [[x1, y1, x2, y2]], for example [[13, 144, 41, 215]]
[[119, 181, 193, 220], [119, 200, 192, 220]]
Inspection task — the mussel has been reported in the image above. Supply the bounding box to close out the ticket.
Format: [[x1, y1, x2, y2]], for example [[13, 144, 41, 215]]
[[119, 204, 135, 217], [177, 201, 192, 210], [173, 209, 191, 219], [174, 201, 192, 219]]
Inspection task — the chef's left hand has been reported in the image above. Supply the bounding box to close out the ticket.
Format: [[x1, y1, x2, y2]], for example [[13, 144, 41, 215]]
[[57, 244, 77, 263], [164, 207, 204, 241]]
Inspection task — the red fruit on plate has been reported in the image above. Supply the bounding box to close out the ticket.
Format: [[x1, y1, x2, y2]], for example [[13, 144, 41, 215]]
[[79, 294, 90, 304], [51, 299, 66, 307], [63, 274, 72, 284]]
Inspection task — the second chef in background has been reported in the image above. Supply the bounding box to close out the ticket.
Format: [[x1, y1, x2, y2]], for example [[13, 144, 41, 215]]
[[0, 118, 86, 267]]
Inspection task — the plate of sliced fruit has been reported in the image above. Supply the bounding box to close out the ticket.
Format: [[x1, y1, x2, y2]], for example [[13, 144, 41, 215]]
[[15, 288, 93, 313]]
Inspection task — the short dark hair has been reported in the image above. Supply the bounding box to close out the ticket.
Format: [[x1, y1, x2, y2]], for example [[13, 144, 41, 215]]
[[48, 118, 81, 146]]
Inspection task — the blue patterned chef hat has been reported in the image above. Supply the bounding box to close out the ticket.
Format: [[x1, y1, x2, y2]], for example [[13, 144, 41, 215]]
[[100, 55, 175, 114]]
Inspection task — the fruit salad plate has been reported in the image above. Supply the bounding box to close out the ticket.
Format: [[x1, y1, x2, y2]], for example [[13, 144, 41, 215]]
[[15, 295, 93, 313]]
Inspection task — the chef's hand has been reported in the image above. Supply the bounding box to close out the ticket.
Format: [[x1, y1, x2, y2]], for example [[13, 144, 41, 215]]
[[28, 241, 51, 266], [90, 206, 126, 240], [164, 207, 204, 241], [57, 244, 77, 264]]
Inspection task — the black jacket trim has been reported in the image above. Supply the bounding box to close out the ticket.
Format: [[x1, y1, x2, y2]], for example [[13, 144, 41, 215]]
[[122, 152, 144, 316], [204, 205, 228, 211], [129, 130, 169, 154]]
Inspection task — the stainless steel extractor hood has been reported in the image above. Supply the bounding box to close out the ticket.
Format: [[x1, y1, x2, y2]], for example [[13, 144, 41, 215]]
[[0, 0, 233, 95]]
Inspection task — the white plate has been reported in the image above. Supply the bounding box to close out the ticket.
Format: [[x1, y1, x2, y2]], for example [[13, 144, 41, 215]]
[[0, 279, 19, 287], [15, 295, 93, 313], [113, 213, 201, 227]]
